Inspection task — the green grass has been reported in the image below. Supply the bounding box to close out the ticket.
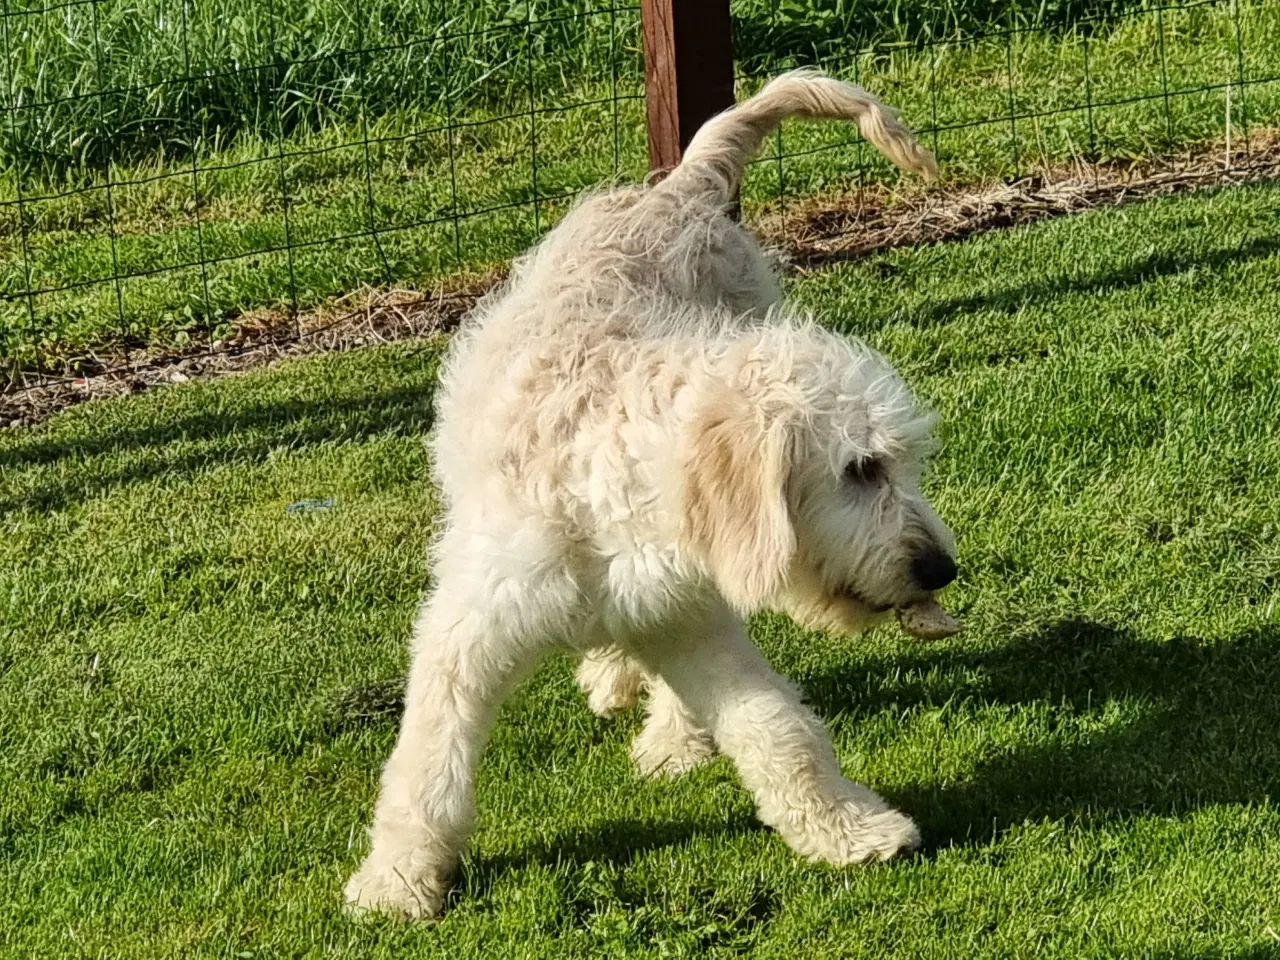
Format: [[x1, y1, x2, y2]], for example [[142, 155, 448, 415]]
[[4, 180, 1280, 957], [4, 0, 1280, 366]]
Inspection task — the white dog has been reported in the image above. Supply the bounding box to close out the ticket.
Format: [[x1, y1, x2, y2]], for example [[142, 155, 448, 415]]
[[346, 70, 956, 919]]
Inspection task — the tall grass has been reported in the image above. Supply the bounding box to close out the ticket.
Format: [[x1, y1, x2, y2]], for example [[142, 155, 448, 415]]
[[7, 0, 1167, 175], [5, 0, 633, 174], [731, 0, 1143, 73]]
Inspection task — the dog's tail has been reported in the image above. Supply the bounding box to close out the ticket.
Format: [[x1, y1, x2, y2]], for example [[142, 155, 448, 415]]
[[658, 68, 937, 205]]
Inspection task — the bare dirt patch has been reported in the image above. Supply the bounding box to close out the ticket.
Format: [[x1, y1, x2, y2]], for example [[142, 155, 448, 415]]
[[0, 276, 497, 429]]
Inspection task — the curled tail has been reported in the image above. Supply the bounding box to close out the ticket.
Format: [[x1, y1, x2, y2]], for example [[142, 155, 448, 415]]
[[659, 68, 937, 205]]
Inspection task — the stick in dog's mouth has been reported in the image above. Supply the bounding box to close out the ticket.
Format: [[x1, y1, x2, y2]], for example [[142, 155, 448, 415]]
[[834, 586, 960, 639], [895, 598, 961, 640]]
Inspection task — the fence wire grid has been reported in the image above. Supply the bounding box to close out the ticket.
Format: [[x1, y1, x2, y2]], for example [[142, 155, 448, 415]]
[[2, 0, 1279, 384]]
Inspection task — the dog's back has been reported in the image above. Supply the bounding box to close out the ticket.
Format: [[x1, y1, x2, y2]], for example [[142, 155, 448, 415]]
[[499, 69, 936, 331], [432, 70, 935, 520]]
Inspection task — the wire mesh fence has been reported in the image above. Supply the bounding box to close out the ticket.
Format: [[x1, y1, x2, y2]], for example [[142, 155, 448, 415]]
[[1, 1, 650, 378], [734, 0, 1280, 215], [2, 0, 1279, 385]]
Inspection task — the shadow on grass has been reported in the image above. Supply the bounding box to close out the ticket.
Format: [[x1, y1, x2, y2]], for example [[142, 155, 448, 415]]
[[457, 815, 775, 946], [912, 232, 1280, 330], [0, 379, 438, 513], [464, 814, 759, 885], [801, 617, 1280, 849], [1153, 947, 1280, 960], [337, 617, 1279, 883]]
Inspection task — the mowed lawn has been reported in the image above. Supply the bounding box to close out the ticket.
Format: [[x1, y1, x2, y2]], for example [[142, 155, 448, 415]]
[[3, 182, 1280, 958]]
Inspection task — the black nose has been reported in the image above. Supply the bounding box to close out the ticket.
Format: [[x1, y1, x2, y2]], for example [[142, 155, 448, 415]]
[[910, 550, 957, 591]]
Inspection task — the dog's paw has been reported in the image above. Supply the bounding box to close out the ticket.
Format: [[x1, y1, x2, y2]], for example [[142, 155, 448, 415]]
[[776, 784, 921, 865], [344, 859, 448, 921], [586, 682, 642, 719], [630, 722, 715, 778], [821, 804, 921, 864], [576, 651, 646, 718]]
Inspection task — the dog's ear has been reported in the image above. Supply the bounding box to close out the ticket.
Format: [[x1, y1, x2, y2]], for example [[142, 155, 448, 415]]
[[680, 391, 795, 613]]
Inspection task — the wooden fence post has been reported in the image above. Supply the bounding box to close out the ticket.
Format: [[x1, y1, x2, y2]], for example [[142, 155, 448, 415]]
[[640, 0, 736, 178]]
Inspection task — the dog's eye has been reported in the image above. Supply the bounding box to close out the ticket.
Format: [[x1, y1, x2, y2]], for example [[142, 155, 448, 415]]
[[843, 457, 885, 485]]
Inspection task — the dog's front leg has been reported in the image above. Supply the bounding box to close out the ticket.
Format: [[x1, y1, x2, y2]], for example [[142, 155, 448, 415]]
[[344, 586, 544, 919], [637, 603, 920, 864]]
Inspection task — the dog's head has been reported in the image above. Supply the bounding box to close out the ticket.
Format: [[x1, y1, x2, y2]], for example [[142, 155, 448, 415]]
[[679, 324, 955, 634]]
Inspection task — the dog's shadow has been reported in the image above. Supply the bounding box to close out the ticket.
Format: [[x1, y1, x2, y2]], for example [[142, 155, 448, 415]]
[[454, 814, 780, 942], [442, 617, 1280, 940], [460, 813, 757, 885], [801, 617, 1280, 851]]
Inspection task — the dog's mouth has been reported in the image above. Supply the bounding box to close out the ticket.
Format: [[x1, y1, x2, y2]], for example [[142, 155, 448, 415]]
[[834, 584, 893, 614]]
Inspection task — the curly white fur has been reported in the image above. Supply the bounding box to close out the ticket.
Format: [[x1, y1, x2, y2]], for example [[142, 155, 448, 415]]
[[345, 70, 953, 920]]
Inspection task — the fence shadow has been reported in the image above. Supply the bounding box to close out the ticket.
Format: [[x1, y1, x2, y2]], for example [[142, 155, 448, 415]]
[[0, 379, 439, 514], [912, 232, 1280, 331], [801, 617, 1280, 849]]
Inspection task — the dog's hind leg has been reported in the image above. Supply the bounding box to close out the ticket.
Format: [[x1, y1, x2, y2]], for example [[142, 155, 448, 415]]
[[575, 645, 646, 717], [577, 643, 716, 775], [345, 541, 580, 920], [635, 603, 920, 864]]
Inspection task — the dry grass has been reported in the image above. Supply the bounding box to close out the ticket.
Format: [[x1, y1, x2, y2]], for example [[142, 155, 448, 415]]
[[764, 131, 1280, 268], [0, 274, 498, 427]]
